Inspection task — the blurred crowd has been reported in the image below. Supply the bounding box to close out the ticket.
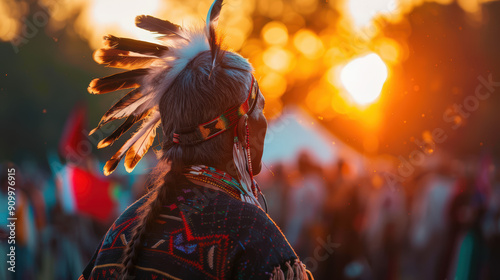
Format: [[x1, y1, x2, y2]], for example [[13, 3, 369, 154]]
[[0, 157, 150, 280], [1, 149, 500, 280], [259, 151, 500, 280]]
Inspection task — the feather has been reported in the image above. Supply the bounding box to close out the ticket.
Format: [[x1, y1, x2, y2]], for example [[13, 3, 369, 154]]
[[103, 111, 161, 176], [103, 157, 121, 177], [104, 35, 168, 57], [97, 110, 151, 148], [124, 114, 161, 172], [232, 139, 260, 206], [206, 0, 223, 31], [93, 49, 157, 70], [92, 4, 234, 176], [88, 68, 148, 94], [206, 0, 223, 73], [135, 15, 185, 39], [89, 89, 148, 135]]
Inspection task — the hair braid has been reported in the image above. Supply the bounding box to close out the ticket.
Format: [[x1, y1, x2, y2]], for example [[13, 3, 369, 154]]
[[117, 40, 253, 280], [120, 160, 184, 280]]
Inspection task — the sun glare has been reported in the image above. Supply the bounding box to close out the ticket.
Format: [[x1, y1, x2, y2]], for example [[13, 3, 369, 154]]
[[340, 53, 388, 106], [87, 0, 161, 45], [346, 0, 397, 28]]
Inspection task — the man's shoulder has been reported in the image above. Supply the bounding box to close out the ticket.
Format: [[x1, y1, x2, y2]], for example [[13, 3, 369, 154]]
[[183, 192, 291, 249], [185, 189, 276, 229], [114, 193, 149, 223]]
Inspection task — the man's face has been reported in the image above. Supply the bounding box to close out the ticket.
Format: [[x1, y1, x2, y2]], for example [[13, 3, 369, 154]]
[[248, 90, 267, 175]]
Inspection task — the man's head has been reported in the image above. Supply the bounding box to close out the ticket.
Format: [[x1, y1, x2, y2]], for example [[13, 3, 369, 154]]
[[159, 50, 267, 175], [88, 2, 266, 178]]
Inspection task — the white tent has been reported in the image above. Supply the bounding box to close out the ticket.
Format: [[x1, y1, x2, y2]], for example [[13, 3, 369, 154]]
[[262, 106, 365, 173]]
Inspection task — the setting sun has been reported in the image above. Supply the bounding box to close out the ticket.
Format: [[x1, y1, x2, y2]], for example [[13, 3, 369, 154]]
[[340, 53, 388, 106]]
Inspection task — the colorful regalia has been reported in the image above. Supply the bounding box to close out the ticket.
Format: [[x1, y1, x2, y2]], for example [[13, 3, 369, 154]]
[[80, 168, 311, 279], [79, 0, 313, 279]]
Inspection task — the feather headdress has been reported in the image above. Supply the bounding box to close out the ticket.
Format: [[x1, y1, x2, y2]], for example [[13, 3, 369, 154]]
[[89, 0, 225, 176]]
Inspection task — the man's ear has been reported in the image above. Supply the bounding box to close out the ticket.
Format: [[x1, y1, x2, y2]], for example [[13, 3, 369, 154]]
[[236, 114, 248, 142]]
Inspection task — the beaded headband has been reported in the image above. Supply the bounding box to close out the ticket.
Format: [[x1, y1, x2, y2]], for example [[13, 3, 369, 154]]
[[172, 77, 259, 145]]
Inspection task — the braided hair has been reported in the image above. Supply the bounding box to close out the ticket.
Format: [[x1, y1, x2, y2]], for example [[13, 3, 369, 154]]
[[118, 50, 253, 280]]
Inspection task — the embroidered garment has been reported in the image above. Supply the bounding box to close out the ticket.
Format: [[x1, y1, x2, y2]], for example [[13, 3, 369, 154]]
[[80, 181, 313, 279], [185, 165, 262, 206]]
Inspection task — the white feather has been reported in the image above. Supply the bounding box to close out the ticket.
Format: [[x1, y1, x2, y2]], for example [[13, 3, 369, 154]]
[[142, 28, 210, 108]]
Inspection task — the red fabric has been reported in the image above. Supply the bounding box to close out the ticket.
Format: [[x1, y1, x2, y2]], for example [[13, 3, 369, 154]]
[[59, 103, 86, 160], [70, 166, 116, 222]]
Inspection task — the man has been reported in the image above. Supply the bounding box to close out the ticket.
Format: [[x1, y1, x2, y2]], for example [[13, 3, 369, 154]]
[[80, 1, 313, 279]]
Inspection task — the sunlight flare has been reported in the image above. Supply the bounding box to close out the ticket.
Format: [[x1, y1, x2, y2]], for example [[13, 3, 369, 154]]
[[340, 53, 388, 106]]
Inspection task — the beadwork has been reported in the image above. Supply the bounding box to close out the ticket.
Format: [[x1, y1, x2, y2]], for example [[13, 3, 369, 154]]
[[184, 165, 260, 206]]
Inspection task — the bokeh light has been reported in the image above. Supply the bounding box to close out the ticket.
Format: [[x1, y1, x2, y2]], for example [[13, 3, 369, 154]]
[[262, 21, 288, 46], [340, 53, 388, 106], [293, 29, 324, 59], [260, 72, 288, 99], [262, 46, 294, 73], [0, 0, 28, 41]]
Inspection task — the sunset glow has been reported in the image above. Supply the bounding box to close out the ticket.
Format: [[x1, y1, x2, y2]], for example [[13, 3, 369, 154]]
[[0, 0, 487, 121], [87, 0, 162, 45], [346, 0, 397, 28], [340, 53, 388, 106]]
